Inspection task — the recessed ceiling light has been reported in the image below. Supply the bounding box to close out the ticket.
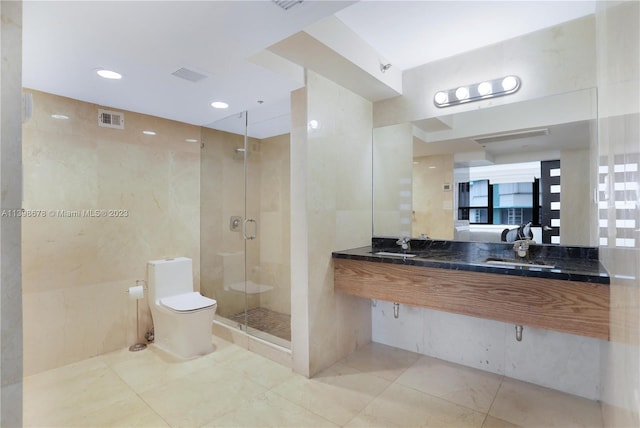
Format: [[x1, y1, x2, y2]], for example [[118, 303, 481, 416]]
[[211, 101, 229, 109], [51, 114, 69, 120], [308, 119, 319, 129], [185, 138, 198, 143], [143, 130, 156, 135], [96, 69, 122, 80]]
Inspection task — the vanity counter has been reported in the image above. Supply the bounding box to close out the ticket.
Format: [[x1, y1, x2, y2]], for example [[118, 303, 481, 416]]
[[332, 239, 609, 285], [332, 239, 610, 340]]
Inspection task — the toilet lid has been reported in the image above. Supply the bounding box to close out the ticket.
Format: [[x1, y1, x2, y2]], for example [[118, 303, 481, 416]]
[[160, 292, 217, 312]]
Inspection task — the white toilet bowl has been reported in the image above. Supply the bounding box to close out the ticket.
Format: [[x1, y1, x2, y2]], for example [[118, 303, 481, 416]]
[[147, 257, 217, 358]]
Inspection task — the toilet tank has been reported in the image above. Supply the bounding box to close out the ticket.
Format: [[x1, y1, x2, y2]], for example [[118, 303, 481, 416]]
[[148, 257, 194, 301]]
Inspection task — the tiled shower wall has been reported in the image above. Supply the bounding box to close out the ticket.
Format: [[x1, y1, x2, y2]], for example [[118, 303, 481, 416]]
[[21, 90, 201, 375]]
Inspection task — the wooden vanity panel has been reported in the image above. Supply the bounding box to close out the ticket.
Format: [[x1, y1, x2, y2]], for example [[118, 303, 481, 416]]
[[334, 259, 609, 340]]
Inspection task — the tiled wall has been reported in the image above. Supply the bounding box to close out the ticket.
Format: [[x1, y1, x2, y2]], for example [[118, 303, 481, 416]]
[[1, 1, 24, 425], [291, 71, 372, 377], [596, 1, 640, 425], [22, 90, 201, 375]]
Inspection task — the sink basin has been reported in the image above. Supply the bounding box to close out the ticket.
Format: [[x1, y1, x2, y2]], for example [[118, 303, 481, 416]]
[[375, 251, 417, 258], [484, 257, 555, 269]]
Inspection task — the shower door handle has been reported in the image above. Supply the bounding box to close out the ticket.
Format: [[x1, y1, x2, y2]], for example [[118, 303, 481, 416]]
[[243, 218, 257, 240]]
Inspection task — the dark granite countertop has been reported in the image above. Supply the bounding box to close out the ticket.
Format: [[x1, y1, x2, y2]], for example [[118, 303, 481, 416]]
[[332, 238, 610, 285]]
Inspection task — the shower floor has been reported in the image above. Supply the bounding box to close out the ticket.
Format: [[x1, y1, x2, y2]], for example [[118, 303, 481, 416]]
[[230, 307, 291, 342]]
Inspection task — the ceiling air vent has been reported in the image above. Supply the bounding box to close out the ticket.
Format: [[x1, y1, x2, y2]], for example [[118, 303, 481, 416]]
[[473, 128, 549, 145], [171, 67, 208, 83], [272, 0, 303, 11], [98, 109, 125, 129]]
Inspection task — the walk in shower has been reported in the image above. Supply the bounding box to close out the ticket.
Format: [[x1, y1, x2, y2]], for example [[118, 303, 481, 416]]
[[200, 105, 291, 348]]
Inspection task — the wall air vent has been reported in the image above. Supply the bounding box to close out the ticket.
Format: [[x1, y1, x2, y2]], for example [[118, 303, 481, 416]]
[[98, 109, 125, 129], [272, 0, 303, 11], [473, 128, 549, 145], [171, 67, 208, 83]]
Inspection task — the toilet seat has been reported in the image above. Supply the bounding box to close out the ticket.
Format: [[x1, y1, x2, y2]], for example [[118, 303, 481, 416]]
[[160, 292, 217, 313]]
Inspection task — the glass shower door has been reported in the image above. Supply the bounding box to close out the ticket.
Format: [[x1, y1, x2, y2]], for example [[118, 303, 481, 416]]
[[200, 106, 291, 349]]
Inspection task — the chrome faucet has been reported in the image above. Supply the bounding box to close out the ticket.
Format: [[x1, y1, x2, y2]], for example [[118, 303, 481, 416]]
[[513, 239, 531, 258], [396, 236, 411, 251]]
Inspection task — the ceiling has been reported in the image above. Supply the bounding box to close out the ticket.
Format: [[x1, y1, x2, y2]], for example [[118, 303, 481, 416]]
[[22, 1, 596, 139]]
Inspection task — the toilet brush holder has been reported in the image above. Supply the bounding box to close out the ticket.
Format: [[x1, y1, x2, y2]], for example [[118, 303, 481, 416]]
[[127, 280, 148, 352]]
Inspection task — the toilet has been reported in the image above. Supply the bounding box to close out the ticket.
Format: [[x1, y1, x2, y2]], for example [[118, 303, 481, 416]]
[[147, 257, 217, 358]]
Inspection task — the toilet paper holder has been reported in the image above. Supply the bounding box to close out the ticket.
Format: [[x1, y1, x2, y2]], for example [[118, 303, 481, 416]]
[[126, 280, 149, 352], [126, 280, 148, 298]]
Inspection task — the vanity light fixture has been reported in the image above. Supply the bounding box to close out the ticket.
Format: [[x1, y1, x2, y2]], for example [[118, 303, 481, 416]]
[[51, 114, 69, 120], [434, 75, 521, 108]]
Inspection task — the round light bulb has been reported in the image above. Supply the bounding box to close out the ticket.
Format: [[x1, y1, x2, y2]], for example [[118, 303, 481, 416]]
[[308, 119, 319, 129], [96, 69, 122, 80], [434, 91, 448, 105], [455, 87, 469, 100], [211, 101, 229, 109], [502, 76, 518, 91], [477, 82, 492, 96]]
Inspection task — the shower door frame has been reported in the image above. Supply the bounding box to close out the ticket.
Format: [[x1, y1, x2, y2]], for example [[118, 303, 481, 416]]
[[241, 111, 291, 349]]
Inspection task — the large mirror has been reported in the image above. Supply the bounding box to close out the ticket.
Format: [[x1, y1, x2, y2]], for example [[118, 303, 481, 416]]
[[373, 88, 599, 247]]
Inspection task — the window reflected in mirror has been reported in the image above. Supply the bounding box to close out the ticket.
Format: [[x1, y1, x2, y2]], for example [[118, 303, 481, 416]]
[[455, 160, 561, 244]]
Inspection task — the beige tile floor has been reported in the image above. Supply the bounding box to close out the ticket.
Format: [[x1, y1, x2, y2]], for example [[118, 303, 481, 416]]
[[24, 336, 603, 428]]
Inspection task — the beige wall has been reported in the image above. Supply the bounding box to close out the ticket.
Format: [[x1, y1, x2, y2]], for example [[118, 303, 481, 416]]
[[1, 0, 23, 425], [22, 90, 201, 375], [291, 71, 372, 377], [597, 1, 640, 426], [412, 154, 454, 240]]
